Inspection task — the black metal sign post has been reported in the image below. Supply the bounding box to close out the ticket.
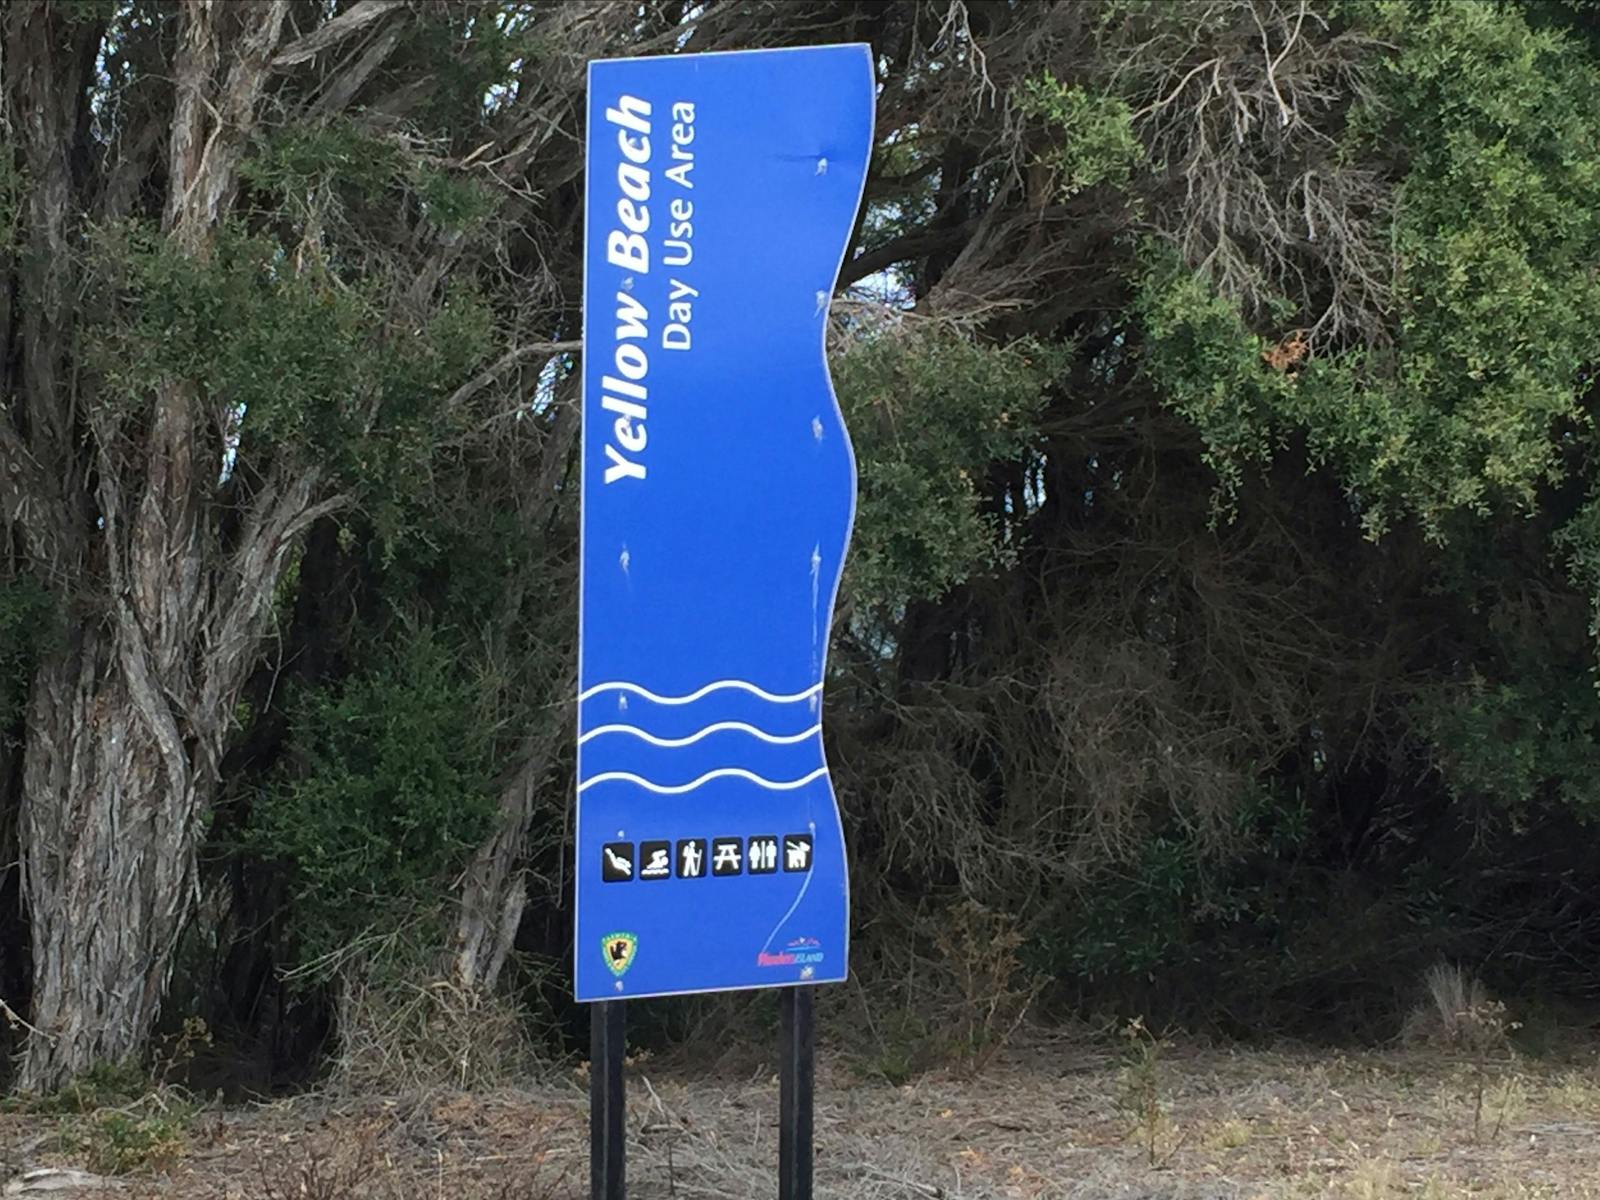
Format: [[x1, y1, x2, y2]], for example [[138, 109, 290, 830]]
[[590, 991, 815, 1200], [591, 1001, 626, 1200], [778, 985, 816, 1200]]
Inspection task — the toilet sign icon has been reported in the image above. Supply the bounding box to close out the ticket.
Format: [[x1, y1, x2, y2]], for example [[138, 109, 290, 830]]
[[749, 837, 779, 874]]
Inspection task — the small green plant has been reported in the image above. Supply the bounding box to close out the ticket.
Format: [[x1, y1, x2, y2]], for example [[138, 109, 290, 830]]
[[1117, 1017, 1173, 1167], [76, 1109, 189, 1175], [1405, 964, 1522, 1143], [934, 902, 1043, 1073], [851, 1009, 933, 1087], [2, 1048, 202, 1175]]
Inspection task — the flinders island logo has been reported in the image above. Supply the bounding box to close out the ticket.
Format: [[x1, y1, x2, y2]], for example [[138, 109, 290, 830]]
[[758, 935, 824, 969], [603, 931, 639, 977]]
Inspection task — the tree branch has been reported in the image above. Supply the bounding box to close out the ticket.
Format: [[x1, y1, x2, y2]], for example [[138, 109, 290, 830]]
[[839, 221, 982, 288], [273, 0, 405, 70], [445, 341, 580, 413], [311, 22, 405, 115]]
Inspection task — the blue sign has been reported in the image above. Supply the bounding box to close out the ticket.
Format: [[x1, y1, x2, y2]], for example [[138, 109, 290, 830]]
[[575, 45, 874, 1001]]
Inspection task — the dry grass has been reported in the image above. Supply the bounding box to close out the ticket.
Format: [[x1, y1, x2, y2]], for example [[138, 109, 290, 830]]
[[329, 974, 540, 1096], [1402, 964, 1510, 1052], [2, 1030, 1598, 1198]]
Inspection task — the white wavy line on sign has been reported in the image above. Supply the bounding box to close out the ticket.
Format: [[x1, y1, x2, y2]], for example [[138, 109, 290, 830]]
[[577, 766, 829, 795], [578, 721, 822, 748], [578, 679, 823, 705]]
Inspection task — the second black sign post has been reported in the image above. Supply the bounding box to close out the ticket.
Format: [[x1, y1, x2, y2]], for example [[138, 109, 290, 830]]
[[779, 986, 816, 1200]]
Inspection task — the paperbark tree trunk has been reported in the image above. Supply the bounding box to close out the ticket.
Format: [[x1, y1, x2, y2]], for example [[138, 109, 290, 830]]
[[3, 0, 393, 1090], [16, 462, 334, 1088], [452, 752, 545, 994], [450, 405, 581, 994], [20, 630, 202, 1088]]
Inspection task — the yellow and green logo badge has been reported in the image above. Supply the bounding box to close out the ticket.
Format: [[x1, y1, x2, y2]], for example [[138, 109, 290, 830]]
[[602, 932, 638, 977]]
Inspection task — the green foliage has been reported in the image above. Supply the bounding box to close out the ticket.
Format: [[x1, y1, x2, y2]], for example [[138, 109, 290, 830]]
[[387, 1, 552, 135], [242, 123, 496, 234], [87, 220, 493, 493], [1141, 2, 1600, 540], [1364, 0, 1600, 515], [3, 1042, 198, 1173], [54, 0, 120, 23], [241, 122, 406, 205], [2, 1061, 151, 1115], [247, 630, 502, 972], [1422, 674, 1600, 821], [1557, 496, 1600, 638], [1133, 255, 1292, 521], [1017, 73, 1143, 197], [0, 575, 55, 738], [74, 1109, 190, 1175], [1032, 833, 1207, 984], [834, 322, 1059, 609], [414, 164, 497, 233], [5, 1060, 191, 1175], [849, 1009, 934, 1086], [1027, 785, 1311, 988]]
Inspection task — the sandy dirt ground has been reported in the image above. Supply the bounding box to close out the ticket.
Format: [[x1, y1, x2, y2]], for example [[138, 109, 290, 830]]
[[3, 1032, 1599, 1198]]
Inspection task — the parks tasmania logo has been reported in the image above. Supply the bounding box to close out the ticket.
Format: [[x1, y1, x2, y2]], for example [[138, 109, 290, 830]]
[[603, 932, 638, 977]]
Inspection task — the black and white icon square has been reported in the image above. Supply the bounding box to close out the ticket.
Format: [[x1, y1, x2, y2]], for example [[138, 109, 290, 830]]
[[676, 838, 707, 879], [601, 842, 634, 882], [783, 834, 814, 872], [639, 840, 672, 880], [748, 835, 779, 874], [711, 837, 743, 876]]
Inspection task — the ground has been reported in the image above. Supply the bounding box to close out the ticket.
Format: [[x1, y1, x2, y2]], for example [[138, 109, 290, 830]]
[[3, 1032, 1599, 1198]]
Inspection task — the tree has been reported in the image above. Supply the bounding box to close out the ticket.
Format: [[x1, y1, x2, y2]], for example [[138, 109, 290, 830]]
[[0, 0, 602, 1089]]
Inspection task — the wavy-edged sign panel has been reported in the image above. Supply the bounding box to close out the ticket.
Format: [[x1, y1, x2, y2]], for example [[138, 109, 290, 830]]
[[574, 46, 874, 1001]]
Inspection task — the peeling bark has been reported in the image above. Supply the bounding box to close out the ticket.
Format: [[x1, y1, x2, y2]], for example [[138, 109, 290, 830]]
[[2, 0, 385, 1088], [451, 401, 581, 994]]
